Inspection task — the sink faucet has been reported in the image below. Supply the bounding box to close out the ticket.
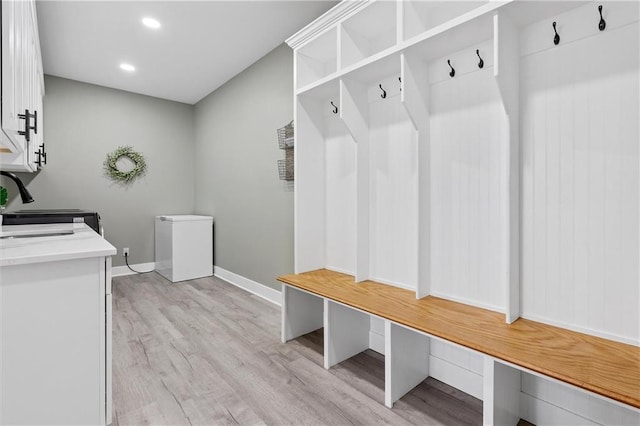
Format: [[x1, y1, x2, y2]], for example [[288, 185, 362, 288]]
[[0, 171, 34, 203]]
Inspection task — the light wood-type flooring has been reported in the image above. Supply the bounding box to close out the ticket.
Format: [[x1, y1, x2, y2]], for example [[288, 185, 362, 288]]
[[111, 272, 518, 425]]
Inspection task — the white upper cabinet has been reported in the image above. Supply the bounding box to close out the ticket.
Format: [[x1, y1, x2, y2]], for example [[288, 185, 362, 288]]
[[1, 0, 45, 172]]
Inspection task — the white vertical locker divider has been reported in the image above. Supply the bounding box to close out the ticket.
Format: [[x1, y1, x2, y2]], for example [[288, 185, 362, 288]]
[[384, 321, 430, 408], [294, 95, 327, 273], [483, 357, 521, 425], [338, 18, 357, 70], [339, 78, 370, 283], [395, 0, 404, 44], [323, 299, 370, 369], [336, 22, 342, 71], [493, 12, 520, 323], [281, 285, 324, 343], [400, 52, 431, 299]]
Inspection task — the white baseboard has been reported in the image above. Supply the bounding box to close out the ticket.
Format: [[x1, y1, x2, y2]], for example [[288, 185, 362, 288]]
[[112, 262, 156, 277], [214, 266, 282, 306]]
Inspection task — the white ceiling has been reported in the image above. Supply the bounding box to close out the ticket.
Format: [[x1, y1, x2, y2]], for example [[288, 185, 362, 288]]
[[36, 1, 337, 104]]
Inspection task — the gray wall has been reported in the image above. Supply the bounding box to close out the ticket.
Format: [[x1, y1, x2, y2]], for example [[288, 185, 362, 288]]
[[194, 44, 294, 291], [2, 76, 196, 266]]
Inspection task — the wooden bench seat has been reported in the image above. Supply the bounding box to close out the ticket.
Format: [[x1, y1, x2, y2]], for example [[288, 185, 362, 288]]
[[278, 269, 640, 409]]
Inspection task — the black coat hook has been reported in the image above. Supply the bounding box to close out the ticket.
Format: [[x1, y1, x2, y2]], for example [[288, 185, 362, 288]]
[[448, 60, 455, 78], [379, 84, 387, 99], [399, 77, 402, 91], [598, 5, 606, 31], [552, 21, 560, 45], [330, 101, 338, 114], [476, 49, 484, 69]]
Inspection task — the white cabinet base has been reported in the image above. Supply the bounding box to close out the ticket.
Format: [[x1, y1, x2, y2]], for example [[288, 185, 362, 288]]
[[1, 257, 110, 425]]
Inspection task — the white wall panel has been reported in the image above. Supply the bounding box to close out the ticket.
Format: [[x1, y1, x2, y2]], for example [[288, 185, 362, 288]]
[[369, 316, 386, 354], [521, 22, 640, 344], [295, 97, 327, 273], [429, 339, 484, 399], [430, 68, 504, 311], [324, 115, 357, 275], [429, 338, 484, 375], [369, 93, 418, 290], [521, 373, 640, 425]]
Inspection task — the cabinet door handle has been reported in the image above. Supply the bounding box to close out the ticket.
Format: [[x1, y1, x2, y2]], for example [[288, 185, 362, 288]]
[[18, 109, 31, 142], [30, 110, 38, 134], [40, 143, 47, 165], [36, 143, 47, 167]]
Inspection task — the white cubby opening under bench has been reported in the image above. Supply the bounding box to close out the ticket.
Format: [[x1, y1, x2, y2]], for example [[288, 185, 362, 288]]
[[284, 1, 639, 425]]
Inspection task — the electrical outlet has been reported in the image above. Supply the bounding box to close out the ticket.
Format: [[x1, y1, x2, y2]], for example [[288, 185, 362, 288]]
[[123, 247, 130, 257]]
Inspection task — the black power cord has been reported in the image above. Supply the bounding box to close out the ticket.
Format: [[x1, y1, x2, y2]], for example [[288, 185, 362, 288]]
[[124, 252, 155, 274]]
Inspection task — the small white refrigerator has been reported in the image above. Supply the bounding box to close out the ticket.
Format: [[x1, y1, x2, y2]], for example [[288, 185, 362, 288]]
[[155, 215, 213, 282]]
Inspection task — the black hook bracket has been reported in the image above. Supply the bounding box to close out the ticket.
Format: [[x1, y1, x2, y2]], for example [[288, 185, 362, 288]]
[[379, 84, 387, 99], [553, 21, 560, 45], [399, 77, 402, 91], [476, 49, 484, 69], [598, 5, 606, 31], [330, 101, 338, 114], [448, 60, 455, 78]]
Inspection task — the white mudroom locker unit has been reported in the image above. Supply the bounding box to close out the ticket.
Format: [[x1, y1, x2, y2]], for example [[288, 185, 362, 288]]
[[280, 1, 640, 425]]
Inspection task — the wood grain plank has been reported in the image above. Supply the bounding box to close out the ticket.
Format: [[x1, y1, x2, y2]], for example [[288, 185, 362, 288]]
[[278, 269, 640, 408]]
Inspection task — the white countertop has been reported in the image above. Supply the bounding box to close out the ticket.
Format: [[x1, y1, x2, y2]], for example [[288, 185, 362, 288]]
[[0, 223, 117, 267]]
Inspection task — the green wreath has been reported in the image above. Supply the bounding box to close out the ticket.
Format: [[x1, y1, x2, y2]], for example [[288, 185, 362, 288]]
[[104, 146, 147, 183]]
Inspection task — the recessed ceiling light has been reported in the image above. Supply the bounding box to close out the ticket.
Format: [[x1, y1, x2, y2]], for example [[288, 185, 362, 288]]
[[142, 17, 161, 29], [120, 63, 136, 72]]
